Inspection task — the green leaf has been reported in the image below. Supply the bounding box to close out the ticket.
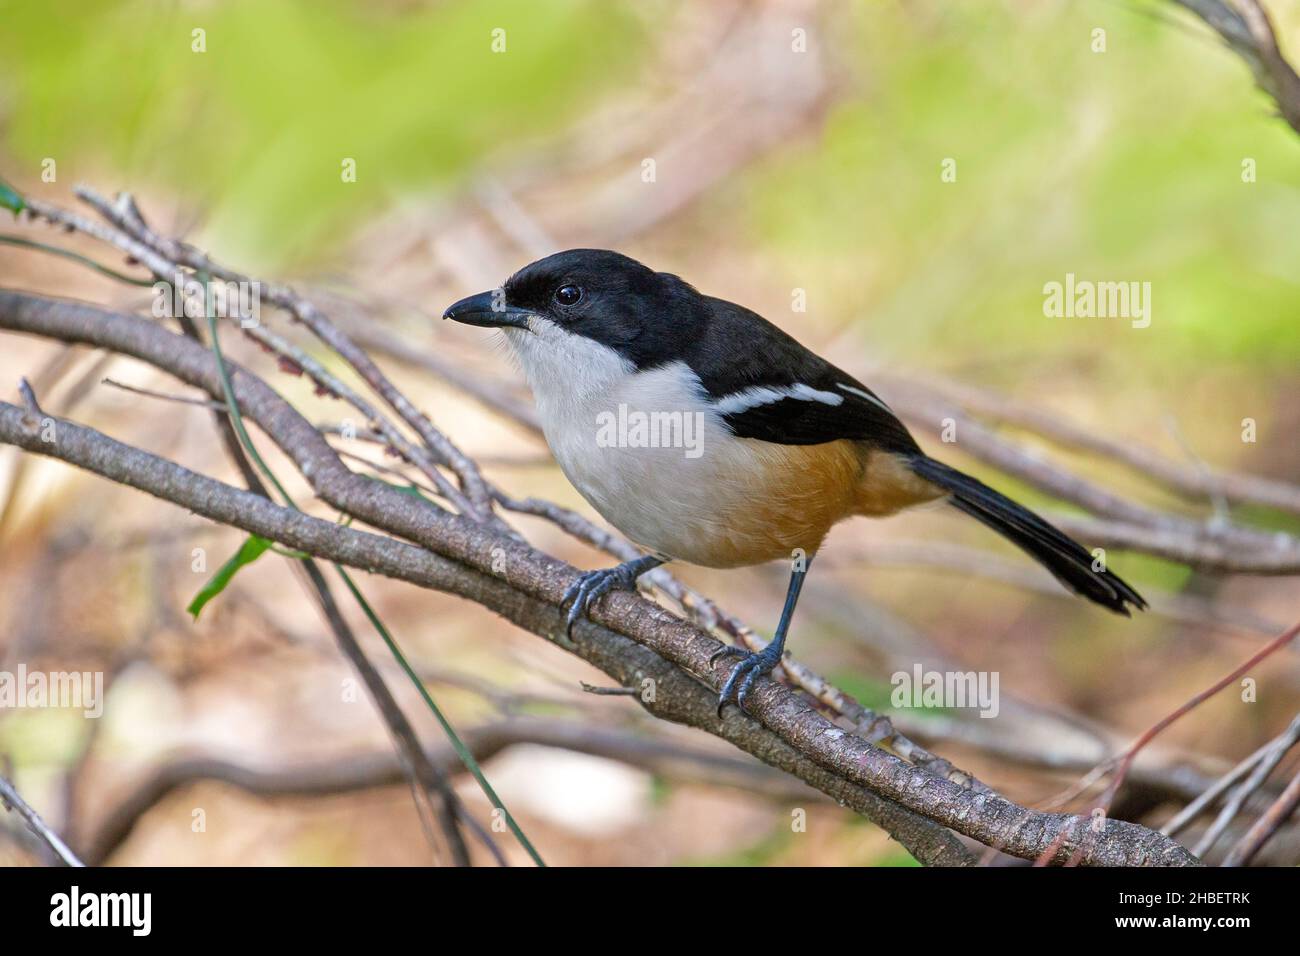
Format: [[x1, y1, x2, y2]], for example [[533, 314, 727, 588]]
[[0, 177, 25, 215], [186, 535, 274, 619]]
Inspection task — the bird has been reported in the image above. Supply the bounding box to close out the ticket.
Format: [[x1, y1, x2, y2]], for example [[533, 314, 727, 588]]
[[443, 249, 1146, 714]]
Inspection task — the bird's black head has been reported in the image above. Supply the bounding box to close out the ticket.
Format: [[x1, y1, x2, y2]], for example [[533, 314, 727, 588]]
[[442, 249, 706, 368]]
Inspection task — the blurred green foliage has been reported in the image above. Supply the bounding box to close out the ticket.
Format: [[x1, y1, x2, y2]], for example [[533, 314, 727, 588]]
[[3, 0, 1296, 377], [743, 2, 1300, 372], [0, 0, 646, 262]]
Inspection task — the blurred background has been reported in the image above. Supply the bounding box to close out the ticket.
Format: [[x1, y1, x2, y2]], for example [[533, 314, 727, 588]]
[[0, 0, 1297, 866]]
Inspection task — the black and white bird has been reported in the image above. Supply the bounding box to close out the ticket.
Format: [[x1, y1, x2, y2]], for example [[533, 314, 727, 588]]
[[444, 249, 1145, 713]]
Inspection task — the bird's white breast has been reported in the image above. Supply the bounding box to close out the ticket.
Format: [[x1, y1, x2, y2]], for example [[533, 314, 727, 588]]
[[503, 320, 816, 566]]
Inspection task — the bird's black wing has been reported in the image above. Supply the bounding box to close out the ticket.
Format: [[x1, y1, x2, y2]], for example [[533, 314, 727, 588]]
[[684, 296, 921, 454]]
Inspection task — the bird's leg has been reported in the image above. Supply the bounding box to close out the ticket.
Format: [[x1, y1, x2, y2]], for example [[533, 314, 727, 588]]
[[561, 554, 665, 636], [714, 556, 811, 715]]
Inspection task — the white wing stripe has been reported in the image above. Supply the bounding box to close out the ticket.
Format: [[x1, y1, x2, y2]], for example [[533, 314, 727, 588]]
[[713, 383, 844, 415], [837, 382, 894, 414]]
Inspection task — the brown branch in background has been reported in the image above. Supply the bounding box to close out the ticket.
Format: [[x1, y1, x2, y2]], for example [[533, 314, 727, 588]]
[[101, 377, 227, 411], [1161, 717, 1300, 837], [1036, 621, 1300, 864], [579, 682, 640, 696], [1050, 513, 1300, 574], [167, 249, 479, 867], [17, 376, 43, 419], [1222, 764, 1300, 866], [338, 320, 542, 432], [875, 378, 1300, 574], [0, 772, 84, 867], [36, 190, 486, 523], [25, 195, 437, 517], [295, 557, 476, 866], [1087, 620, 1300, 807], [85, 717, 823, 865], [1188, 712, 1300, 858], [897, 374, 1300, 517], [830, 539, 1282, 637], [82, 187, 500, 523]]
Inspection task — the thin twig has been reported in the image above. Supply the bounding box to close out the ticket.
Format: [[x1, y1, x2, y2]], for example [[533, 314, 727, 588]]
[[1191, 712, 1300, 858], [580, 682, 639, 697], [1162, 735, 1280, 837], [17, 377, 42, 418], [101, 377, 228, 411], [1221, 764, 1300, 866], [0, 773, 84, 867], [1053, 620, 1300, 837], [893, 372, 1300, 517]]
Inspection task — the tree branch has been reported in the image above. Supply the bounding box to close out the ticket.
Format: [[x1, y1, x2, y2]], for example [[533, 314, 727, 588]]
[[0, 305, 1200, 863], [0, 388, 977, 866], [0, 773, 84, 867], [83, 717, 824, 865]]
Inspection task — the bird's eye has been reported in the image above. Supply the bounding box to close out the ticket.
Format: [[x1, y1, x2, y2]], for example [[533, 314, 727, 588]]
[[554, 284, 582, 306]]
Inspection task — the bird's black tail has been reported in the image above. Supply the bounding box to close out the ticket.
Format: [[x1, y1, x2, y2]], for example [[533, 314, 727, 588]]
[[908, 455, 1146, 615]]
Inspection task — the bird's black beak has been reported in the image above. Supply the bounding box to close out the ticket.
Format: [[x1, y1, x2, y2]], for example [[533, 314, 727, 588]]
[[442, 290, 533, 330]]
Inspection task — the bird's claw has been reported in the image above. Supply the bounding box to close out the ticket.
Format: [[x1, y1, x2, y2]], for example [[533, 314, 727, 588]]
[[561, 565, 639, 637], [714, 645, 782, 717], [708, 644, 750, 667]]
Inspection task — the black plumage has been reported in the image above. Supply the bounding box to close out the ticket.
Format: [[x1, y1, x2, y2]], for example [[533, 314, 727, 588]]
[[909, 456, 1147, 614], [684, 295, 922, 455]]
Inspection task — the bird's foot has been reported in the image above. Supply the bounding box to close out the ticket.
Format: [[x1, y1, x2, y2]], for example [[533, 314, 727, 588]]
[[561, 562, 646, 636], [713, 641, 783, 716]]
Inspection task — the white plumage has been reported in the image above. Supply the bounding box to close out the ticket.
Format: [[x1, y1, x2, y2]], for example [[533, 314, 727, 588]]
[[503, 318, 867, 567]]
